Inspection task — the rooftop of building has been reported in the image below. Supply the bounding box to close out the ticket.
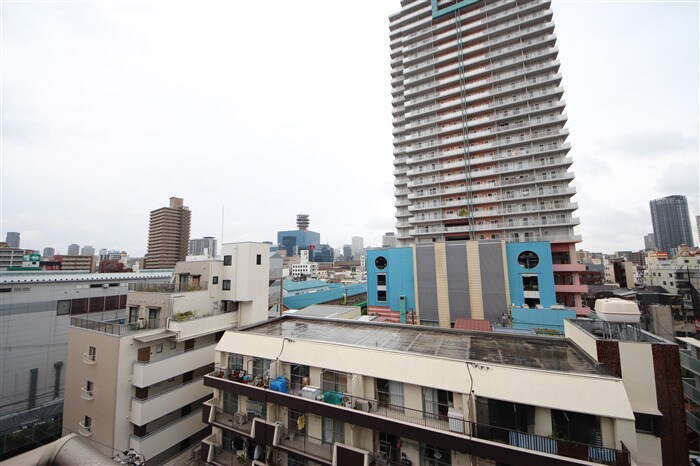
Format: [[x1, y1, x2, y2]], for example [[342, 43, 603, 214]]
[[238, 315, 606, 375], [0, 269, 172, 284], [283, 284, 367, 309], [283, 279, 339, 292], [284, 304, 360, 319]]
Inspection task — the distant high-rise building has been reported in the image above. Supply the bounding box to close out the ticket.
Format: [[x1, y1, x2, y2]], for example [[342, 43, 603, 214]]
[[697, 215, 700, 246], [189, 236, 218, 257], [650, 195, 694, 254], [144, 197, 191, 269], [67, 244, 80, 256], [343, 244, 352, 261], [99, 248, 107, 257], [277, 214, 320, 258], [80, 245, 95, 256], [313, 244, 334, 263], [43, 247, 55, 260], [5, 232, 20, 248], [644, 233, 656, 251], [351, 236, 364, 260], [382, 232, 397, 248]]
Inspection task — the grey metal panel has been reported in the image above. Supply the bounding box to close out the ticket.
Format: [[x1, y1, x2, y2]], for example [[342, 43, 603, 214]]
[[415, 245, 438, 322], [478, 242, 507, 323], [445, 242, 470, 320]]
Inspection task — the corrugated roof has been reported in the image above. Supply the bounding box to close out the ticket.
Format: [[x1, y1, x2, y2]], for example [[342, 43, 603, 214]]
[[283, 280, 338, 292], [283, 284, 367, 309]]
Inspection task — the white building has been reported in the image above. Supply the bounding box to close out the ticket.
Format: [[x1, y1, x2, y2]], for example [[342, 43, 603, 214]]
[[61, 242, 270, 465], [0, 270, 171, 459]]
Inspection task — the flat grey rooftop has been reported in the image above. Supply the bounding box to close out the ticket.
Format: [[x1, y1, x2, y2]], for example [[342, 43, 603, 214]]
[[242, 317, 606, 375]]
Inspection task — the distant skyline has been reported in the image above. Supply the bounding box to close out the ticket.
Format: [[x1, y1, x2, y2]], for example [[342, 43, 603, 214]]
[[2, 1, 698, 255]]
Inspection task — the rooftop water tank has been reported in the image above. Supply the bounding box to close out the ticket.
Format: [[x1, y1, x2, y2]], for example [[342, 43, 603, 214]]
[[594, 298, 641, 323]]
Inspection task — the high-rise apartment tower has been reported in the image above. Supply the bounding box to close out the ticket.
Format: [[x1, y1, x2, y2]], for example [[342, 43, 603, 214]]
[[390, 0, 585, 311], [391, 0, 578, 245], [144, 197, 191, 269], [650, 195, 694, 254]]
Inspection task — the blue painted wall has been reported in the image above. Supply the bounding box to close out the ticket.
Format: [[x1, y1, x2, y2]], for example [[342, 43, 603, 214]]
[[505, 241, 557, 308], [366, 248, 415, 312]]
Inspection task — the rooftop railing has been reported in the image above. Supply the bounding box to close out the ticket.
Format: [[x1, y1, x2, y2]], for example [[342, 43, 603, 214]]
[[71, 316, 165, 336]]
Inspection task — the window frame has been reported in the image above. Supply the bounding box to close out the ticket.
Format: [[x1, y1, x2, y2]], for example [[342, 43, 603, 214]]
[[222, 280, 231, 291]]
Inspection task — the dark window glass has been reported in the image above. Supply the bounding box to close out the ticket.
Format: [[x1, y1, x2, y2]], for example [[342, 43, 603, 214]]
[[377, 274, 387, 286], [212, 276, 219, 285], [377, 290, 387, 302], [224, 255, 232, 266], [222, 280, 231, 291], [57, 300, 71, 315], [256, 254, 262, 265]]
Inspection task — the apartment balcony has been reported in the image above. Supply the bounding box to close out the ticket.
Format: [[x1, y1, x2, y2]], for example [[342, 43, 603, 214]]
[[128, 281, 208, 293], [683, 379, 700, 407], [72, 315, 165, 337], [129, 408, 206, 461], [406, 139, 570, 167], [404, 10, 553, 67], [552, 262, 586, 273], [203, 372, 628, 466], [405, 56, 560, 102], [82, 352, 97, 365], [680, 350, 700, 376], [405, 46, 560, 99], [168, 310, 238, 341], [555, 284, 588, 294], [132, 342, 217, 388], [131, 377, 214, 425]]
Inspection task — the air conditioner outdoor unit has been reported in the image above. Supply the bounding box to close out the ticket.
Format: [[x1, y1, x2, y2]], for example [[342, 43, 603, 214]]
[[354, 400, 370, 412], [233, 412, 247, 425], [368, 400, 379, 412]]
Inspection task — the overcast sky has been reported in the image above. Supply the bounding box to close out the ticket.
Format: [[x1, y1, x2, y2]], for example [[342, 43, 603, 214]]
[[2, 0, 698, 256]]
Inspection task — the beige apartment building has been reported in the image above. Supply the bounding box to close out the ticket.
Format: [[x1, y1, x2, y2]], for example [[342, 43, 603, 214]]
[[144, 197, 192, 269], [199, 301, 685, 466], [62, 242, 269, 465]]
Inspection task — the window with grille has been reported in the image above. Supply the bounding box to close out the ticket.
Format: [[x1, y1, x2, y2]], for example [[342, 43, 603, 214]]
[[252, 357, 271, 377], [376, 378, 404, 411], [227, 353, 244, 372], [223, 391, 238, 414], [321, 370, 348, 393]]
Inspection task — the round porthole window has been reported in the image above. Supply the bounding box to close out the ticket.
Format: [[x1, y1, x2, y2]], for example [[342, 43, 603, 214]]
[[517, 251, 539, 269], [375, 256, 388, 270]]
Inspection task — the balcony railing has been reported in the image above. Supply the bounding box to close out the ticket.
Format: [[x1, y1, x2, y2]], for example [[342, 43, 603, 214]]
[[206, 371, 628, 465], [128, 281, 208, 293], [688, 410, 700, 434], [82, 352, 96, 364], [71, 316, 165, 336], [684, 379, 700, 405], [278, 427, 333, 461], [680, 350, 700, 375]]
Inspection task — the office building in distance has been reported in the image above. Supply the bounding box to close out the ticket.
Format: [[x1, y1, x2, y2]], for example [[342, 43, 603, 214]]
[[277, 214, 321, 259], [5, 232, 20, 248], [189, 236, 218, 257], [650, 195, 694, 254]]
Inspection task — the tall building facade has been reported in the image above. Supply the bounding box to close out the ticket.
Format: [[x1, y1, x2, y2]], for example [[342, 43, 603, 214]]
[[80, 245, 95, 256], [189, 236, 218, 257], [5, 232, 20, 248], [382, 231, 398, 248], [43, 247, 55, 260], [144, 197, 191, 269], [650, 195, 694, 254], [67, 244, 80, 256], [390, 0, 587, 312]]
